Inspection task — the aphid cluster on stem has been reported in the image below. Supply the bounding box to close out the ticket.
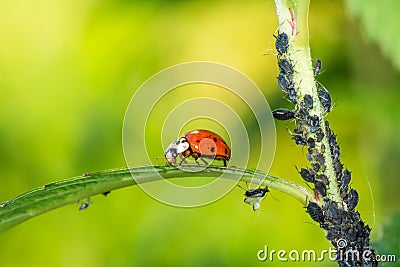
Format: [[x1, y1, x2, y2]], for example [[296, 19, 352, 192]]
[[270, 28, 376, 265]]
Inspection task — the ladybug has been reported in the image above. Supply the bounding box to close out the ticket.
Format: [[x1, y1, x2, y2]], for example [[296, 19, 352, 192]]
[[164, 129, 231, 166]]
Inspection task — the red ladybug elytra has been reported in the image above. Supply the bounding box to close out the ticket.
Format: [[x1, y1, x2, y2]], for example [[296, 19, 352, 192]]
[[164, 129, 231, 166]]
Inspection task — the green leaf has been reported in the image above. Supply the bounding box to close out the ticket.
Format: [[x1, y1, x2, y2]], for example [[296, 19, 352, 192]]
[[344, 0, 400, 71], [0, 165, 311, 233]]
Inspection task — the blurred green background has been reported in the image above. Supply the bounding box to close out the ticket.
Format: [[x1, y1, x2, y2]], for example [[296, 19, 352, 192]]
[[0, 0, 399, 266]]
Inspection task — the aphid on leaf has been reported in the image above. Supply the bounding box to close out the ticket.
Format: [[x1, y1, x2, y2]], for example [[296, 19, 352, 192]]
[[277, 73, 293, 93], [78, 198, 91, 211], [244, 186, 270, 211]]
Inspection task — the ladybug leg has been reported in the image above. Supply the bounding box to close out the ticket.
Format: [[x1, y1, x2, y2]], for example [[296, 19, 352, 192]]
[[200, 157, 209, 166], [178, 154, 188, 166], [223, 159, 227, 167]]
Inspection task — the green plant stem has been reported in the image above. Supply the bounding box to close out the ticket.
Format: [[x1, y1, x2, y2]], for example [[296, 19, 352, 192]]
[[0, 165, 312, 233], [274, 0, 342, 205]]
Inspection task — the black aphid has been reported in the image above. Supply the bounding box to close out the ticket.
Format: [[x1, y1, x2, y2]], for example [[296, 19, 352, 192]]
[[312, 162, 321, 172], [287, 87, 297, 103], [318, 87, 332, 112], [314, 180, 327, 197], [244, 186, 270, 211], [309, 115, 320, 133], [315, 153, 325, 165], [316, 128, 324, 142], [275, 32, 289, 56], [272, 108, 296, 120], [340, 169, 351, 190], [303, 94, 313, 109], [292, 135, 306, 146], [347, 188, 359, 211], [314, 59, 322, 76], [278, 58, 294, 75], [277, 73, 292, 93], [299, 168, 315, 183], [317, 174, 329, 185], [307, 202, 324, 224], [307, 137, 315, 148]]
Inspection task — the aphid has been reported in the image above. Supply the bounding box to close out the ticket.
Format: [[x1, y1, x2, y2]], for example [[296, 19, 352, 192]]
[[287, 87, 297, 103], [317, 174, 329, 185], [314, 59, 322, 76], [325, 202, 342, 225], [292, 135, 306, 146], [277, 73, 292, 93], [272, 108, 296, 120], [348, 228, 357, 242], [278, 58, 294, 75], [312, 162, 321, 172], [303, 94, 313, 110], [298, 167, 315, 183], [244, 186, 269, 211], [321, 144, 326, 153], [102, 191, 111, 197], [296, 107, 309, 122], [307, 137, 315, 148], [309, 115, 320, 133], [293, 128, 303, 135], [314, 153, 325, 165], [78, 198, 91, 211], [347, 189, 359, 211], [316, 128, 324, 142], [340, 169, 351, 190], [307, 202, 324, 224], [314, 180, 327, 197], [274, 32, 289, 56], [165, 129, 231, 166], [318, 87, 332, 112]]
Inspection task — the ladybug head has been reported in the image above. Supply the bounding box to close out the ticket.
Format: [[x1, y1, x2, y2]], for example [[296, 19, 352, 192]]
[[164, 137, 190, 165]]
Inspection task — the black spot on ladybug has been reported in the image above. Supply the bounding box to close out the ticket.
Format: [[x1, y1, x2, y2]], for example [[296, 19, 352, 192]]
[[225, 148, 228, 154], [195, 139, 200, 143], [210, 147, 215, 153]]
